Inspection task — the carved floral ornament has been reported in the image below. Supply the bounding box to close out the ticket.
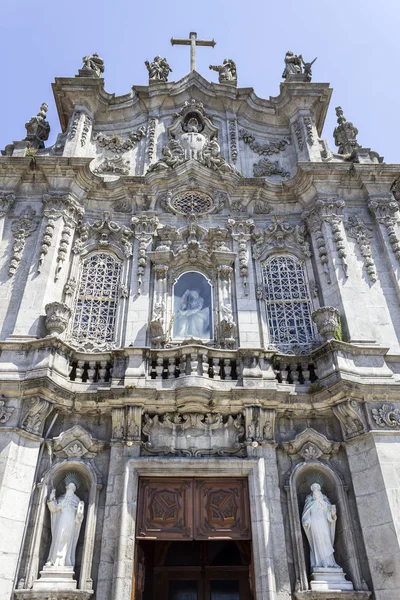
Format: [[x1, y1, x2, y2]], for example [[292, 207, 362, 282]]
[[371, 403, 400, 429], [0, 395, 15, 424], [50, 425, 104, 459], [252, 216, 311, 260], [9, 207, 39, 277], [141, 412, 245, 457], [282, 428, 340, 462], [159, 189, 226, 216]]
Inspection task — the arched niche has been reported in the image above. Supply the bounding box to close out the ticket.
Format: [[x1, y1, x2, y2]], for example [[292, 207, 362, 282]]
[[172, 271, 213, 341], [23, 459, 101, 592], [285, 459, 365, 592]]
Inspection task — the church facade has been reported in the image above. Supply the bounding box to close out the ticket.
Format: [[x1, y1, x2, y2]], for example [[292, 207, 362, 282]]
[[0, 41, 400, 600]]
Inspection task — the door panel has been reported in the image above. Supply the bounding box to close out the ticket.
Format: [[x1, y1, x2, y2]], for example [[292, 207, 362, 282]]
[[137, 478, 250, 541], [137, 478, 193, 540]]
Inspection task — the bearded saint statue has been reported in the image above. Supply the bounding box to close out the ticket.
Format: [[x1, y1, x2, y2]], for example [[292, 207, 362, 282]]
[[45, 473, 84, 569]]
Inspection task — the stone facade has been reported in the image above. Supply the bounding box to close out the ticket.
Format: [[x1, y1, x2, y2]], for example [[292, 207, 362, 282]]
[[0, 46, 400, 600]]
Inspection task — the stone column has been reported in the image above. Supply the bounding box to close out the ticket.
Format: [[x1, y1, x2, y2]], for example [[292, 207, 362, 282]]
[[125, 214, 158, 347], [228, 219, 261, 347], [97, 408, 141, 600], [249, 444, 292, 600], [10, 194, 83, 340], [290, 111, 321, 162], [0, 396, 52, 600], [335, 400, 400, 598]]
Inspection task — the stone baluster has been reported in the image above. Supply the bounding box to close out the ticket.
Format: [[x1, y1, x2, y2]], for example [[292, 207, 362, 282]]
[[99, 360, 108, 382], [212, 357, 221, 379], [155, 357, 164, 379], [179, 354, 187, 377], [189, 352, 198, 376], [87, 361, 96, 382], [223, 358, 232, 380], [201, 352, 209, 377], [75, 360, 85, 382], [167, 357, 176, 379]]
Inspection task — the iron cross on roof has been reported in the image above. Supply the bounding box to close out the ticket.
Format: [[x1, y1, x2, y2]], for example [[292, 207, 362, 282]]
[[171, 32, 216, 72]]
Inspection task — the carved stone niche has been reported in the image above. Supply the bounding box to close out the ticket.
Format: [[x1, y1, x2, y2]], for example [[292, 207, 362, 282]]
[[282, 428, 368, 596], [18, 429, 103, 595], [141, 412, 245, 457]]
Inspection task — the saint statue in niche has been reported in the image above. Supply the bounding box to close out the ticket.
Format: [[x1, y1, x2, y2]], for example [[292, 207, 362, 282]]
[[173, 272, 212, 340], [301, 482, 339, 569], [45, 473, 84, 569]]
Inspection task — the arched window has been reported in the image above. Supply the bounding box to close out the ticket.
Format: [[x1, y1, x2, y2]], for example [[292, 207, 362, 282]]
[[261, 254, 314, 353], [70, 251, 122, 349]]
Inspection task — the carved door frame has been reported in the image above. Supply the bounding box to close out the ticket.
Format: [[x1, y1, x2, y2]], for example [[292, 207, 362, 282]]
[[117, 457, 276, 600]]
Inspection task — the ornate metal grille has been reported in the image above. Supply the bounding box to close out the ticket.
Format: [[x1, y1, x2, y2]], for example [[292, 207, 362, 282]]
[[262, 255, 314, 353], [172, 191, 212, 215], [71, 252, 122, 350]]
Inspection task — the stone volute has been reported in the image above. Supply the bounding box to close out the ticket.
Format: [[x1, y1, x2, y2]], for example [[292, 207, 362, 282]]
[[45, 302, 72, 335], [312, 306, 340, 341]]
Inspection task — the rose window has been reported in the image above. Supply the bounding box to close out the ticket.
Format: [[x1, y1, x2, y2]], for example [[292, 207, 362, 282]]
[[171, 191, 213, 215]]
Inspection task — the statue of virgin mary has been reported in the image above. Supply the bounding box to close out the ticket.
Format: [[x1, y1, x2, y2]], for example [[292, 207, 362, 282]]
[[301, 482, 339, 569], [174, 288, 210, 339]]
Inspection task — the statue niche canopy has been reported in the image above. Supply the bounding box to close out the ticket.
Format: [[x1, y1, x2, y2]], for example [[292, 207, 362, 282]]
[[173, 272, 212, 341]]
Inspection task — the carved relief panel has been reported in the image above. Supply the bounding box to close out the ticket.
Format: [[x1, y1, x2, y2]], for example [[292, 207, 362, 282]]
[[136, 478, 250, 541]]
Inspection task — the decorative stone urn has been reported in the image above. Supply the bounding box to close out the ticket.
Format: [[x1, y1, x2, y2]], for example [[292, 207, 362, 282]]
[[312, 306, 340, 341], [45, 302, 72, 335]]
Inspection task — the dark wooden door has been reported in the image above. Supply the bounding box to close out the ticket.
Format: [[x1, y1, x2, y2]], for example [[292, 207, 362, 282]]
[[137, 478, 251, 541]]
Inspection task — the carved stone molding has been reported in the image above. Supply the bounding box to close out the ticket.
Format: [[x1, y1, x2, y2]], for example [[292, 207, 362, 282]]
[[9, 207, 39, 277], [238, 129, 290, 155], [229, 120, 238, 162], [368, 197, 400, 262], [282, 428, 340, 461], [227, 219, 254, 294], [45, 302, 72, 336], [51, 425, 104, 459], [315, 198, 348, 277], [333, 399, 368, 440], [132, 214, 159, 294], [94, 126, 146, 153], [93, 156, 130, 176], [0, 191, 15, 217], [20, 397, 53, 436], [141, 412, 245, 456], [111, 406, 142, 443], [253, 158, 289, 179], [252, 216, 311, 259], [0, 395, 15, 424], [371, 403, 400, 429], [244, 407, 276, 443], [147, 117, 157, 162], [303, 210, 331, 283], [73, 211, 134, 257], [345, 215, 377, 282]]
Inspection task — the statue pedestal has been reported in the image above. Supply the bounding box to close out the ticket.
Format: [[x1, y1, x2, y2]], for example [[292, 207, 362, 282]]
[[33, 566, 77, 590], [311, 567, 354, 591]]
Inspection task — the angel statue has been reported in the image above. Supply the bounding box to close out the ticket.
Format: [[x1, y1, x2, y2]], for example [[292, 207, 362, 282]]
[[301, 482, 339, 569], [209, 59, 237, 84], [45, 473, 84, 568]]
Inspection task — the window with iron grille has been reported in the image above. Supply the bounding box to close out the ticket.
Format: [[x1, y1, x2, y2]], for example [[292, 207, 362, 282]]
[[261, 254, 314, 353], [70, 252, 122, 349]]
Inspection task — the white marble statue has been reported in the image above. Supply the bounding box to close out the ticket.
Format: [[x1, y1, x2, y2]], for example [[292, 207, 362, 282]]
[[174, 289, 209, 338], [301, 482, 339, 569], [45, 474, 84, 568]]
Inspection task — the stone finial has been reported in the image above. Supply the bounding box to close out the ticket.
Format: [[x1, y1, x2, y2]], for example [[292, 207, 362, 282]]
[[145, 56, 172, 83], [24, 102, 50, 149], [45, 302, 72, 335], [209, 59, 237, 85], [312, 306, 340, 341], [79, 52, 105, 78], [333, 106, 360, 155]]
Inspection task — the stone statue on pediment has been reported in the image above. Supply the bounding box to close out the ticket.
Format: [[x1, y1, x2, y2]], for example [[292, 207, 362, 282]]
[[145, 56, 172, 83], [209, 59, 237, 84], [80, 53, 104, 78], [282, 51, 302, 79]]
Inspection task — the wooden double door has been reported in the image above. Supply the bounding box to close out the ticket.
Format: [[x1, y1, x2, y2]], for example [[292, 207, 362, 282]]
[[135, 478, 254, 600]]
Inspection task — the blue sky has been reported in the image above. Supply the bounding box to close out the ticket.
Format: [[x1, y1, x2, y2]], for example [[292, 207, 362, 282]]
[[0, 0, 398, 162]]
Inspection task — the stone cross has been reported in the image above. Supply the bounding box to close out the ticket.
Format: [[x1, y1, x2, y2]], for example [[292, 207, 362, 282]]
[[171, 31, 216, 72]]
